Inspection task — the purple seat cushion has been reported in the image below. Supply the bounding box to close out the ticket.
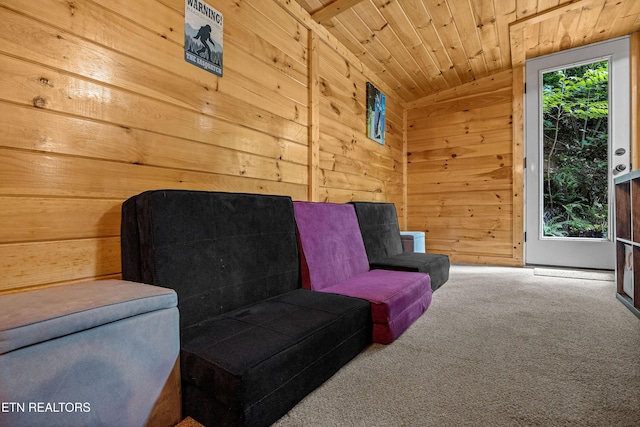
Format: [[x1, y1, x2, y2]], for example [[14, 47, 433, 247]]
[[374, 292, 432, 344], [293, 201, 370, 290], [320, 269, 431, 344], [293, 201, 433, 343], [320, 269, 430, 323]]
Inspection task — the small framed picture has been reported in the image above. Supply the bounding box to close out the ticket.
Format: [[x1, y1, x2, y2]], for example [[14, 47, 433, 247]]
[[184, 0, 223, 77], [366, 82, 386, 145]]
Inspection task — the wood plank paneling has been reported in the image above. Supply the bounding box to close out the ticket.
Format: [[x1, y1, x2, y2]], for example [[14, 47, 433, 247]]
[[0, 102, 308, 169], [0, 56, 307, 145], [0, 0, 403, 292], [317, 39, 404, 204], [0, 198, 122, 243], [0, 238, 122, 291], [7, 0, 640, 292], [407, 70, 516, 265], [294, 0, 640, 102]]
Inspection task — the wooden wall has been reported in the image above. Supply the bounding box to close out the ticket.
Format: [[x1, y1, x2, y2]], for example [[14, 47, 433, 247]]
[[406, 70, 520, 266], [0, 0, 403, 293], [317, 40, 405, 208]]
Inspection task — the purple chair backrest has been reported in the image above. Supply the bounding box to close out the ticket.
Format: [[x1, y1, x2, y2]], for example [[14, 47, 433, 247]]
[[293, 201, 370, 291]]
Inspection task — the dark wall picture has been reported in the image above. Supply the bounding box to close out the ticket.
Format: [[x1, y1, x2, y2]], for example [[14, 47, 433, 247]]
[[366, 82, 386, 145]]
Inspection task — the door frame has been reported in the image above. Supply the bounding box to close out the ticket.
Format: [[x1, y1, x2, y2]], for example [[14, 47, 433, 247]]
[[524, 36, 630, 269]]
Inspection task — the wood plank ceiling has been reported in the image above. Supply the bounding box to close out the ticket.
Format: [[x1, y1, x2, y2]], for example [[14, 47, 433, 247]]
[[294, 0, 640, 103]]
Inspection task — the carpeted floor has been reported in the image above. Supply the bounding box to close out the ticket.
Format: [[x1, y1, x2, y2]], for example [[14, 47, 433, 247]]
[[177, 264, 640, 426]]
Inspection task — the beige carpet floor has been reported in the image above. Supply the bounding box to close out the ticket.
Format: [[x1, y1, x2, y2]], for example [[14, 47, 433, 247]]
[[179, 264, 640, 426]]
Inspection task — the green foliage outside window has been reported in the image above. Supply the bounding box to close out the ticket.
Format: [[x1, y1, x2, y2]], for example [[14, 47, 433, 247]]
[[542, 61, 609, 238]]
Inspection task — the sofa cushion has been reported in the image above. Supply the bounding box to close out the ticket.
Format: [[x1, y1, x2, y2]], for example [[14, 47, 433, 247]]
[[349, 201, 404, 261], [293, 201, 433, 344], [121, 190, 373, 426], [180, 289, 371, 426], [0, 280, 176, 355], [121, 190, 301, 331], [370, 253, 450, 291], [293, 201, 370, 290], [374, 292, 432, 344], [319, 269, 430, 323], [319, 269, 431, 344], [351, 201, 450, 291]]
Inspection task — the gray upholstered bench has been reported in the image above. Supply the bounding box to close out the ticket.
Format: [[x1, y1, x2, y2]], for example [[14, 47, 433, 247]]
[[0, 279, 181, 427]]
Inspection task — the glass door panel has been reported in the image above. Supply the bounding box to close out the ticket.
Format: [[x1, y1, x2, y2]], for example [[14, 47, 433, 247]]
[[541, 61, 610, 240]]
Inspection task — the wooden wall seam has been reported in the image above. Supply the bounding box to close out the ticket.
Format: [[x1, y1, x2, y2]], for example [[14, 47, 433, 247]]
[[308, 29, 320, 201], [402, 109, 408, 230], [511, 65, 525, 264], [272, 0, 401, 109], [276, 0, 406, 205]]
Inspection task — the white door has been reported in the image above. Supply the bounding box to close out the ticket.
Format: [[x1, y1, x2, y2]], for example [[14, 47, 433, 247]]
[[525, 37, 630, 269]]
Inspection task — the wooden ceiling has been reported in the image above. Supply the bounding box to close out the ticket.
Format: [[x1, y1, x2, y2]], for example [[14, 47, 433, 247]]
[[293, 0, 640, 102]]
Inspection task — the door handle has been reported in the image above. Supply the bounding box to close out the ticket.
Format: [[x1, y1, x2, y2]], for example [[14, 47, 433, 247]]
[[614, 164, 627, 174], [615, 148, 626, 156]]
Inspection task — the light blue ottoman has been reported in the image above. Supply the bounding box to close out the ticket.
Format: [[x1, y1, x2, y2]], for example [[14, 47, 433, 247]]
[[0, 280, 181, 427], [400, 231, 426, 253]]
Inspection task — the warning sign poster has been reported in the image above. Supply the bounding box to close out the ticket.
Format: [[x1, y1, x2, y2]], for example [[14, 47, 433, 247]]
[[184, 0, 223, 77]]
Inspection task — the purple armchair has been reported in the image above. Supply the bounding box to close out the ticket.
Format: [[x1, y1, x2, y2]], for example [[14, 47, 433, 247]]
[[293, 201, 432, 344]]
